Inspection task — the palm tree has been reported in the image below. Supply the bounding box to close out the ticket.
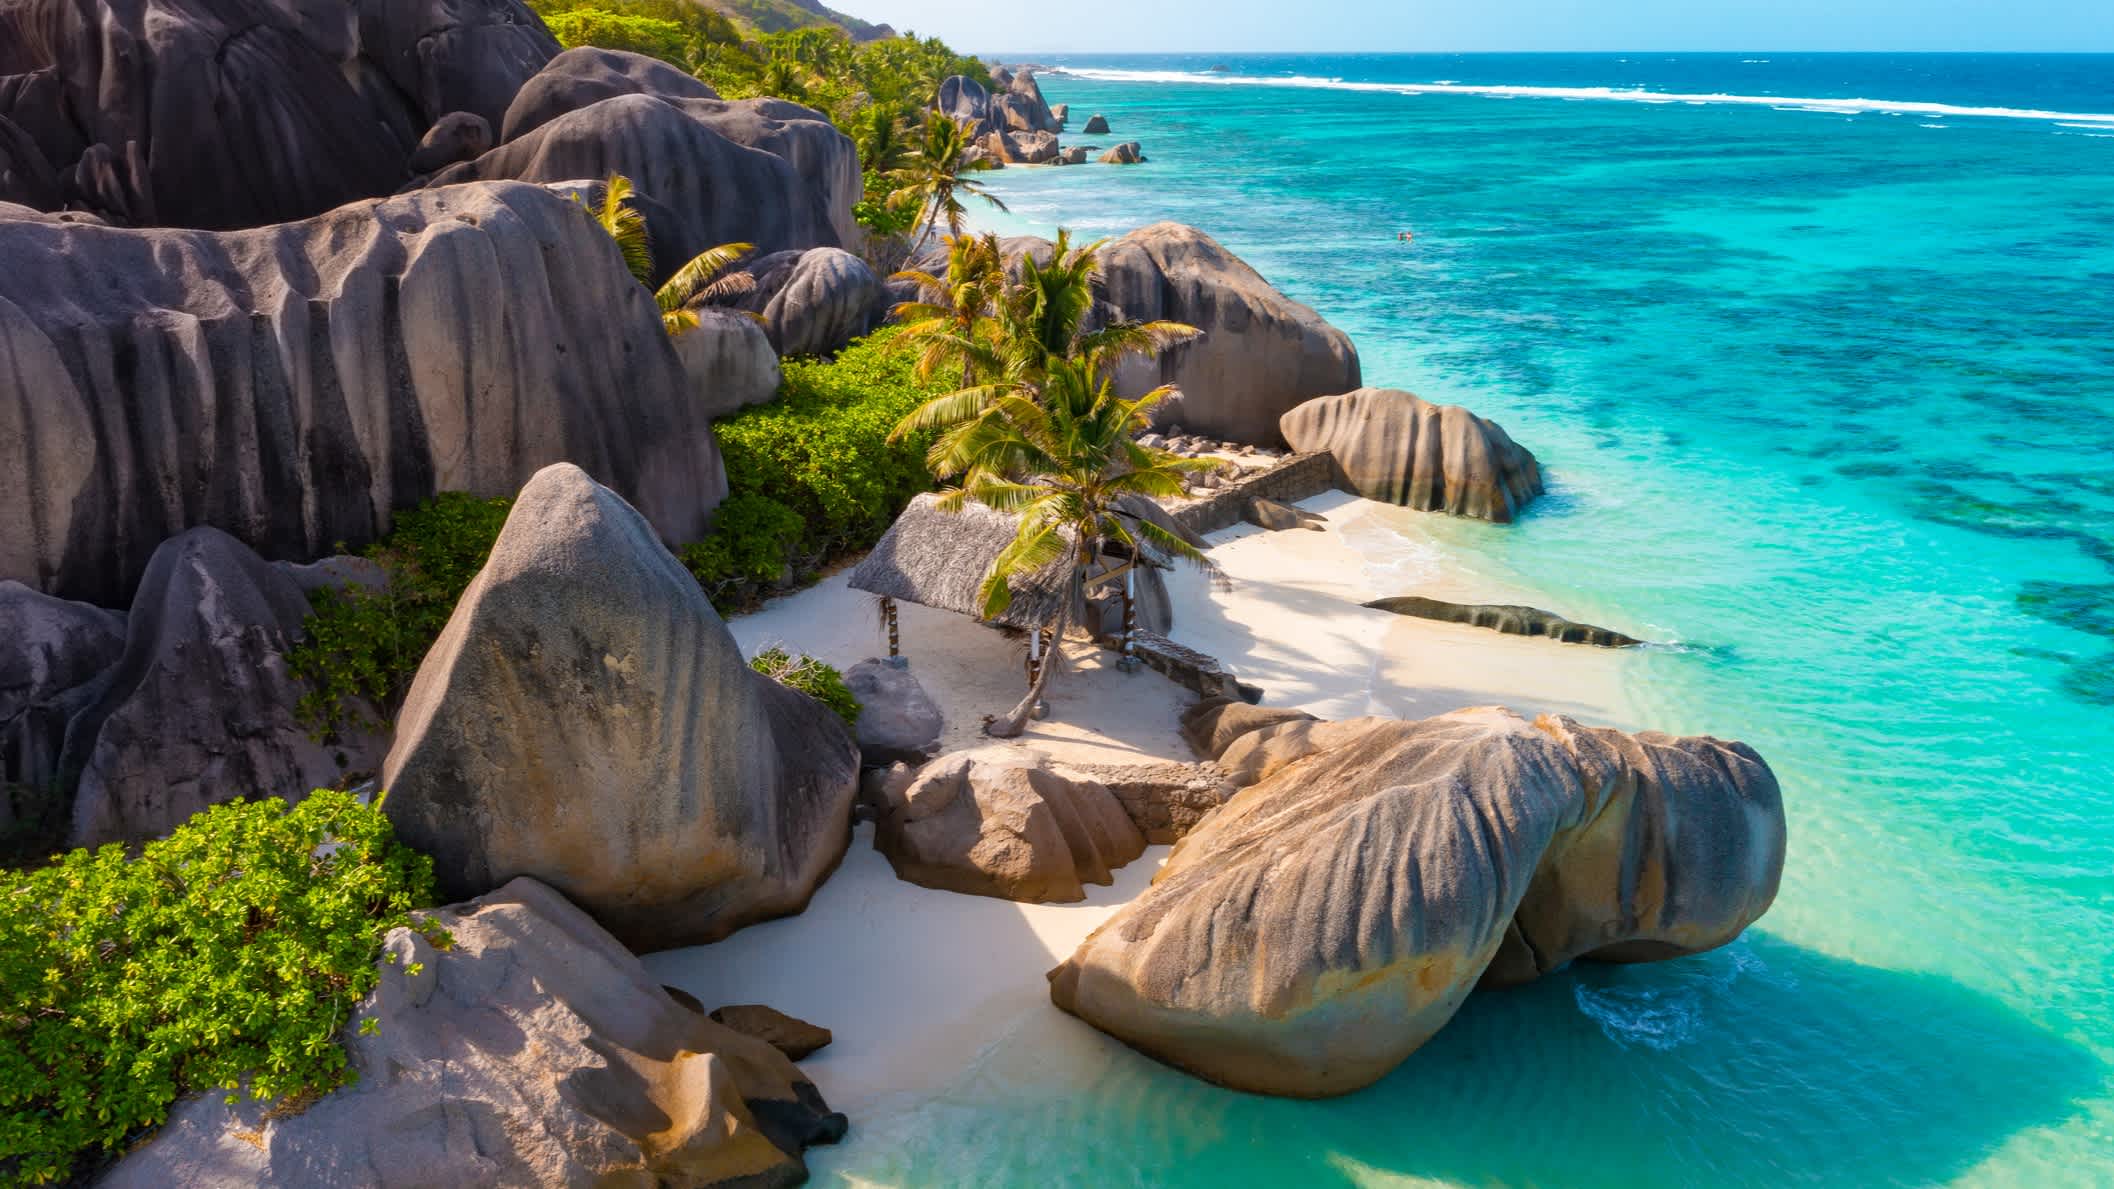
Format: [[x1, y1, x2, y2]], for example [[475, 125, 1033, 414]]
[[852, 105, 911, 177], [575, 174, 755, 336], [886, 110, 1006, 248], [890, 232, 1005, 386], [928, 359, 1217, 737]]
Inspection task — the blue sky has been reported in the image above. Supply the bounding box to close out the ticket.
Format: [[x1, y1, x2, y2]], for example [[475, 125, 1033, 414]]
[[832, 0, 2114, 54]]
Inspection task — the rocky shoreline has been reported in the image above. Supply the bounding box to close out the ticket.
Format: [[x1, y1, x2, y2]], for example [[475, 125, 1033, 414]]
[[0, 19, 1786, 1186]]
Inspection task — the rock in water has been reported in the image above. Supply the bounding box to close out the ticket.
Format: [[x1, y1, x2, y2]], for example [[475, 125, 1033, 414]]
[[843, 659, 944, 766], [1048, 706, 1786, 1096], [709, 1004, 834, 1060], [381, 464, 861, 951], [64, 529, 385, 848], [1363, 595, 1643, 647], [675, 309, 783, 419], [1083, 114, 1111, 134], [874, 749, 1147, 903], [1280, 387, 1544, 523], [0, 582, 124, 816], [103, 877, 847, 1188], [733, 247, 883, 357], [1099, 141, 1145, 164], [0, 181, 722, 606]]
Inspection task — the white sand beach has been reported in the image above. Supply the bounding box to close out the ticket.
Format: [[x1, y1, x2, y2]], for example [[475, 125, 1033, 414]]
[[646, 489, 1642, 1124]]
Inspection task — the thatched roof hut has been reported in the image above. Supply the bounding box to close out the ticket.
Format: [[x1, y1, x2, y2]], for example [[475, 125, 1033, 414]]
[[849, 493, 1200, 633]]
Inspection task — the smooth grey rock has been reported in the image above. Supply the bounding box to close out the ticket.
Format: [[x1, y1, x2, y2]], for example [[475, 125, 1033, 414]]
[[406, 111, 492, 174], [734, 247, 882, 357], [0, 582, 123, 806], [63, 529, 385, 848], [498, 46, 720, 142], [1363, 595, 1643, 647], [272, 556, 388, 597], [104, 877, 846, 1187], [844, 658, 943, 766], [1281, 387, 1543, 523], [1082, 114, 1111, 134], [1245, 497, 1325, 532], [676, 308, 783, 419], [1051, 707, 1787, 1097], [380, 464, 861, 951], [0, 181, 722, 606]]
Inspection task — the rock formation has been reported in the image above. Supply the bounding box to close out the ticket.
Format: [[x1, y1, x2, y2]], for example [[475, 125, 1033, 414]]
[[843, 659, 944, 766], [498, 46, 721, 142], [1178, 697, 1317, 761], [732, 247, 883, 356], [406, 111, 494, 175], [1083, 114, 1111, 134], [982, 127, 1063, 164], [932, 70, 1062, 141], [1100, 141, 1145, 165], [0, 0, 556, 227], [1050, 759, 1238, 844], [709, 1004, 834, 1061], [874, 748, 1146, 902], [675, 309, 783, 419], [1049, 706, 1787, 1097], [103, 877, 847, 1188], [0, 581, 124, 803], [64, 528, 386, 848], [1245, 497, 1326, 532], [1281, 388, 1544, 523], [1364, 595, 1644, 647], [0, 181, 724, 607], [380, 464, 860, 952]]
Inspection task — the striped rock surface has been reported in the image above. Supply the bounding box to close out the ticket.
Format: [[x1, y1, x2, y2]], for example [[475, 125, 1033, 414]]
[[1280, 387, 1544, 522]]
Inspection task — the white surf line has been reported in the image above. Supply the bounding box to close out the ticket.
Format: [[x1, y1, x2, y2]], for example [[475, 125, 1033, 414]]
[[1053, 67, 2114, 127]]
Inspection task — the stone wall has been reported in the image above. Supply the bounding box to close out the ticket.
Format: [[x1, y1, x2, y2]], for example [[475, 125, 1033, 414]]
[[1167, 452, 1340, 537]]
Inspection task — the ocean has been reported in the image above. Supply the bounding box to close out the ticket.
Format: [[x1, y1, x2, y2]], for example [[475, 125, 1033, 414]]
[[820, 55, 2114, 1185]]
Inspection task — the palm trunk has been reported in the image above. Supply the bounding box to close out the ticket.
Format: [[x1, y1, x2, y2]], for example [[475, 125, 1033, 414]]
[[985, 545, 1089, 738]]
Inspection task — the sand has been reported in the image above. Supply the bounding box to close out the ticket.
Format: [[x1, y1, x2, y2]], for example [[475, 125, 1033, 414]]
[[648, 489, 1643, 1126]]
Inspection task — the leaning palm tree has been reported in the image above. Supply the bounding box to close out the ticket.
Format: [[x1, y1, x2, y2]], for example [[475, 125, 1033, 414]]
[[575, 174, 755, 335], [891, 232, 1006, 386], [929, 359, 1218, 737], [886, 110, 1006, 247]]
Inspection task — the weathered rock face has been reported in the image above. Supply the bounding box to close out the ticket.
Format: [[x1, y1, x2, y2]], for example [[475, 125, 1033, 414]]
[[1048, 706, 1787, 1097], [1058, 145, 1089, 166], [1053, 759, 1238, 844], [498, 46, 720, 142], [1099, 141, 1144, 165], [932, 70, 1061, 139], [843, 659, 944, 767], [1245, 497, 1325, 532], [381, 464, 861, 952], [0, 0, 555, 227], [441, 89, 854, 266], [733, 246, 883, 357], [406, 111, 493, 175], [0, 181, 723, 606], [999, 69, 1064, 134], [675, 309, 783, 420], [1082, 114, 1111, 134], [1364, 595, 1643, 647], [1178, 697, 1317, 762], [0, 581, 123, 798], [935, 75, 990, 126], [63, 528, 385, 848], [709, 1004, 834, 1061], [982, 127, 1062, 164], [104, 877, 847, 1188], [874, 749, 1147, 903], [1281, 388, 1544, 523]]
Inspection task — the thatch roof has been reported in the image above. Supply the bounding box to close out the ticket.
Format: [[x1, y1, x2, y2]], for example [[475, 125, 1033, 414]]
[[849, 492, 1203, 630]]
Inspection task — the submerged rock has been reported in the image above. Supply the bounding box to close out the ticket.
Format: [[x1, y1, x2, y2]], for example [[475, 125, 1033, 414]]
[[380, 464, 860, 951], [874, 748, 1146, 903], [1363, 595, 1644, 647], [1048, 706, 1786, 1097], [104, 877, 847, 1188], [1281, 387, 1543, 523]]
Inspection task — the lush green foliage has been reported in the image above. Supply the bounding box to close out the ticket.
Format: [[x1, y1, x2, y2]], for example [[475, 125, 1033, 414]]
[[0, 792, 439, 1184], [542, 8, 692, 60], [288, 493, 513, 737], [681, 328, 946, 611], [886, 109, 1006, 244], [747, 647, 861, 727]]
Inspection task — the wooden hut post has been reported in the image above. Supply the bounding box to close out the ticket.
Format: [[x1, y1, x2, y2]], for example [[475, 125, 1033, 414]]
[[1026, 623, 1042, 687], [882, 596, 900, 658], [1117, 567, 1140, 673]]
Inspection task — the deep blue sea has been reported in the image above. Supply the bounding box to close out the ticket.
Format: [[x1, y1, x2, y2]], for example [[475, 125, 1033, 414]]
[[827, 55, 2114, 1185]]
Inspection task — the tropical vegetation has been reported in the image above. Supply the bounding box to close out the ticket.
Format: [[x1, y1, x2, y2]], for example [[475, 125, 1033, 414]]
[[748, 647, 862, 726], [575, 174, 755, 334], [886, 110, 1006, 247], [0, 792, 440, 1185]]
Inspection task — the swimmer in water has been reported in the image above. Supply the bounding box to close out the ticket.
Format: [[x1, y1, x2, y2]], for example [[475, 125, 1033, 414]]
[[1398, 230, 1415, 243]]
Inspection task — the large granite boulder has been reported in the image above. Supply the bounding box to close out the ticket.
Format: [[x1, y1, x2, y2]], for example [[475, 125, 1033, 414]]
[[733, 247, 883, 357], [0, 582, 123, 822], [435, 94, 853, 276], [0, 181, 722, 606], [104, 877, 847, 1188], [406, 111, 493, 175], [1082, 114, 1111, 134], [1281, 388, 1544, 523], [998, 69, 1064, 134], [381, 464, 861, 952], [982, 128, 1062, 164], [676, 308, 783, 419], [0, 0, 555, 227], [1051, 759, 1237, 844], [1048, 706, 1786, 1097], [874, 748, 1147, 903], [1099, 141, 1144, 165], [935, 75, 990, 126], [843, 659, 944, 766], [498, 46, 721, 142], [1178, 695, 1316, 761], [63, 528, 386, 848]]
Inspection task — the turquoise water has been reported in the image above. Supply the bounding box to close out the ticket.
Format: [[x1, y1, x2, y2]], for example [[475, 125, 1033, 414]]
[[823, 56, 2114, 1185]]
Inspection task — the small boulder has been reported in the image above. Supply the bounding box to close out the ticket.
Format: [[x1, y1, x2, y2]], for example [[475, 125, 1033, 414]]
[[844, 658, 944, 766], [407, 112, 494, 175], [734, 247, 882, 357], [709, 1004, 834, 1060], [1281, 388, 1544, 523], [1051, 103, 1071, 126], [1052, 759, 1237, 844], [1245, 497, 1326, 532], [1178, 696, 1316, 761], [674, 308, 783, 418], [0, 582, 124, 828], [1100, 141, 1145, 165], [1083, 114, 1111, 134], [875, 748, 1146, 903]]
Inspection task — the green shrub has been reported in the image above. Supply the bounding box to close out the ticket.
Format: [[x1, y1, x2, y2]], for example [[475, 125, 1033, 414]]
[[684, 327, 943, 611], [288, 492, 513, 737], [0, 792, 438, 1184], [542, 8, 691, 60], [748, 647, 861, 727]]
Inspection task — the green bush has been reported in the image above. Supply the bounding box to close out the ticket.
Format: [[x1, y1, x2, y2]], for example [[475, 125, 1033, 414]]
[[684, 328, 943, 611], [288, 492, 513, 737], [542, 8, 692, 60], [748, 647, 861, 727], [0, 792, 438, 1185]]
